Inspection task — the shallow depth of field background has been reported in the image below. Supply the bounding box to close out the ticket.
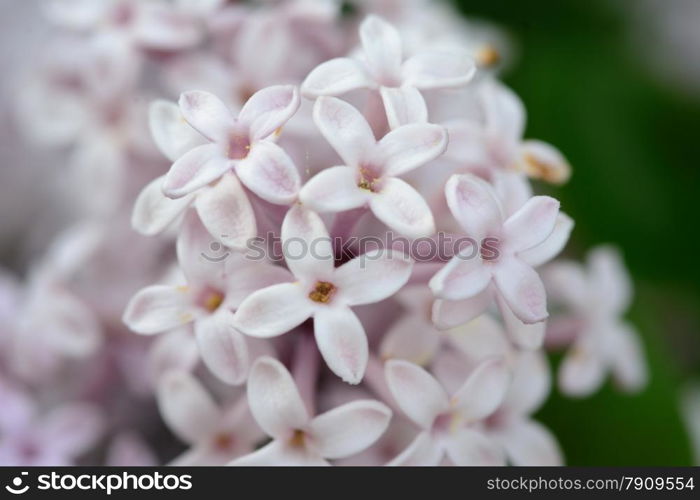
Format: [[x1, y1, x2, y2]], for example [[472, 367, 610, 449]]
[[0, 0, 698, 465]]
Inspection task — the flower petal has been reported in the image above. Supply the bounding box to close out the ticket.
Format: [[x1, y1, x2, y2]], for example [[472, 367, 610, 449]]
[[195, 174, 257, 249], [237, 85, 300, 141], [334, 248, 413, 306], [123, 285, 198, 334], [195, 311, 250, 385], [163, 143, 231, 198], [375, 123, 448, 176], [402, 50, 476, 89], [299, 166, 368, 213], [385, 360, 449, 429], [179, 90, 234, 142], [519, 213, 573, 268], [493, 257, 548, 324], [234, 283, 313, 338], [309, 400, 392, 459], [451, 357, 510, 422], [558, 337, 605, 397], [496, 419, 563, 466], [156, 371, 221, 445], [380, 316, 441, 365], [432, 290, 493, 330], [481, 80, 525, 143], [445, 428, 505, 466], [314, 307, 368, 384], [313, 96, 376, 168], [281, 204, 334, 280], [496, 293, 546, 349], [42, 404, 103, 457], [230, 440, 328, 466], [444, 174, 503, 240], [176, 209, 227, 288], [503, 196, 560, 253], [379, 86, 428, 130], [247, 357, 309, 438], [370, 177, 435, 238], [518, 140, 571, 185], [302, 57, 374, 98], [610, 323, 647, 392], [429, 254, 492, 301], [235, 141, 300, 204], [132, 175, 193, 236], [148, 329, 200, 385], [387, 431, 443, 466], [588, 246, 633, 315], [149, 99, 206, 162], [359, 15, 403, 82]]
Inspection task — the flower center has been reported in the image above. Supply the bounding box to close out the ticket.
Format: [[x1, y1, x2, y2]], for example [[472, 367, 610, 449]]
[[357, 166, 381, 193], [228, 133, 251, 160], [476, 44, 500, 67], [308, 281, 336, 304], [213, 432, 235, 451], [480, 237, 501, 263], [198, 288, 225, 312], [289, 429, 306, 448]]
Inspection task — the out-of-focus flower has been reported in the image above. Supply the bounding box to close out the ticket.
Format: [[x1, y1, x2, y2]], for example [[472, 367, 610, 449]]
[[230, 357, 391, 466]]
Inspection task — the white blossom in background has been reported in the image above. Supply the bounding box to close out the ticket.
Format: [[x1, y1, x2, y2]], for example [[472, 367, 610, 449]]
[[0, 0, 656, 467]]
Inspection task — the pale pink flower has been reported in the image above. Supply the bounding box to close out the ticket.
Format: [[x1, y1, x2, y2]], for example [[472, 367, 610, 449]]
[[0, 378, 103, 466], [233, 204, 413, 384], [302, 15, 475, 129], [430, 174, 560, 327], [543, 246, 647, 396], [230, 357, 391, 466], [157, 371, 262, 465], [299, 96, 446, 238], [106, 432, 157, 466], [443, 79, 571, 184], [385, 358, 509, 466], [123, 212, 291, 385]]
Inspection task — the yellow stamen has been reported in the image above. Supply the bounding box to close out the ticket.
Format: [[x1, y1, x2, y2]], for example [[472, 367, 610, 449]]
[[308, 281, 336, 303]]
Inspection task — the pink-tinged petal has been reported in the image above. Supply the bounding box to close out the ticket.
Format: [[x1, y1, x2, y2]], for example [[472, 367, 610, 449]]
[[123, 285, 198, 334], [163, 144, 231, 198], [380, 316, 441, 365], [176, 210, 227, 288], [432, 290, 493, 330], [334, 248, 413, 306], [179, 90, 234, 142], [375, 123, 448, 176], [385, 360, 449, 429], [309, 400, 392, 459], [493, 257, 548, 324], [558, 338, 605, 397], [230, 441, 329, 466], [133, 3, 202, 50], [235, 141, 300, 204], [44, 0, 106, 29], [451, 357, 510, 422], [429, 254, 492, 301], [442, 119, 490, 166], [446, 314, 510, 361], [42, 404, 103, 457], [491, 171, 533, 217], [237, 85, 300, 141], [503, 196, 560, 253], [0, 379, 36, 433], [106, 432, 157, 467], [444, 174, 503, 240], [387, 432, 443, 466], [281, 204, 334, 280], [234, 283, 313, 338], [299, 166, 368, 213], [518, 140, 571, 185], [369, 177, 435, 238], [359, 15, 403, 82], [519, 213, 574, 268], [149, 100, 206, 162], [588, 246, 633, 315], [380, 86, 428, 130], [503, 351, 551, 416], [302, 57, 374, 98], [157, 371, 221, 445], [195, 174, 257, 249], [402, 50, 476, 89], [313, 96, 376, 168], [496, 294, 546, 350], [496, 419, 563, 466], [542, 261, 590, 311], [195, 311, 250, 386], [224, 260, 294, 307], [46, 291, 101, 358], [481, 80, 525, 143], [148, 329, 200, 385], [445, 429, 505, 466], [610, 323, 647, 392], [132, 175, 193, 236], [247, 357, 309, 438], [314, 307, 368, 384]]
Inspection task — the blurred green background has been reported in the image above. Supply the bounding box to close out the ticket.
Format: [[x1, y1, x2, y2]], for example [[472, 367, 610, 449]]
[[453, 0, 700, 465]]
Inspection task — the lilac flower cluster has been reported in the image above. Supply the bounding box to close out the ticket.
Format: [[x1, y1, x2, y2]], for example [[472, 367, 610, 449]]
[[1, 0, 647, 466]]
